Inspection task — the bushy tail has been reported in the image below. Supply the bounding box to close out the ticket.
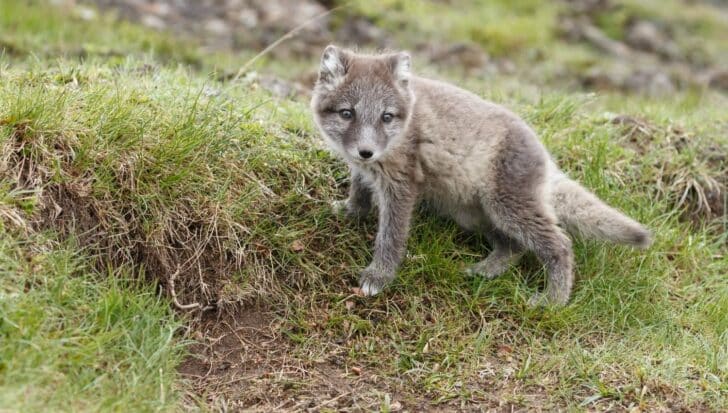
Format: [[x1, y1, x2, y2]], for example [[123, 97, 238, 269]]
[[551, 177, 652, 248]]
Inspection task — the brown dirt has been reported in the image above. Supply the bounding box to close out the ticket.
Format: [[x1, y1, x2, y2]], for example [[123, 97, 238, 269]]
[[178, 307, 438, 412], [176, 305, 550, 412]]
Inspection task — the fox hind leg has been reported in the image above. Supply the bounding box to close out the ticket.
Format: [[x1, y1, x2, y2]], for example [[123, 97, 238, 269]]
[[482, 198, 575, 306], [466, 229, 523, 279]]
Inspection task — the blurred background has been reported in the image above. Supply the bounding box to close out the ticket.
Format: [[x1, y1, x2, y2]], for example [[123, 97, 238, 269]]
[[6, 0, 728, 98]]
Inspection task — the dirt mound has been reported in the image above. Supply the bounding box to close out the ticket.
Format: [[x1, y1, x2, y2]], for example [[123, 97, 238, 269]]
[[610, 114, 727, 225]]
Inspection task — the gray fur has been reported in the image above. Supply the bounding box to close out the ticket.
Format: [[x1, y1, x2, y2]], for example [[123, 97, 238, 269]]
[[332, 167, 373, 218], [311, 46, 653, 306]]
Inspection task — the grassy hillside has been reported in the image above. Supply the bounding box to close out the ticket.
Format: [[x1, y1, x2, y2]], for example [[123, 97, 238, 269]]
[[1, 0, 726, 411]]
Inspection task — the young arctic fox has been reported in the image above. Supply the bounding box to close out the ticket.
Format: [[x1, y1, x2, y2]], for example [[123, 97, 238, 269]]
[[311, 46, 652, 306]]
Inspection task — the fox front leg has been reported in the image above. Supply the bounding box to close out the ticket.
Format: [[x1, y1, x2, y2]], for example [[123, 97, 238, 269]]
[[332, 168, 373, 218], [359, 184, 416, 296]]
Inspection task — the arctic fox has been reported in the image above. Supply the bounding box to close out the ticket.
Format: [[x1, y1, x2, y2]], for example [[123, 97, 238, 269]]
[[310, 46, 652, 306]]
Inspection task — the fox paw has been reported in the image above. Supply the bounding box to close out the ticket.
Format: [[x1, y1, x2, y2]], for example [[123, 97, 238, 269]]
[[527, 292, 549, 307], [464, 263, 501, 280], [527, 291, 569, 307], [332, 199, 370, 219], [359, 266, 394, 296], [331, 199, 348, 215]]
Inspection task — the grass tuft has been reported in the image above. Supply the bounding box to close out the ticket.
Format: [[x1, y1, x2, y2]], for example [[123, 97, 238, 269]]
[[0, 232, 185, 411]]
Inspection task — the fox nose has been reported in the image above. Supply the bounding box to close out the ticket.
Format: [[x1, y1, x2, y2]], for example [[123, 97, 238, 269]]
[[358, 149, 373, 159]]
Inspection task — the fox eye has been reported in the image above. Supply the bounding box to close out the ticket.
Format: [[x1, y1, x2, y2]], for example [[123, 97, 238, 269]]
[[339, 109, 354, 119], [382, 113, 394, 123]]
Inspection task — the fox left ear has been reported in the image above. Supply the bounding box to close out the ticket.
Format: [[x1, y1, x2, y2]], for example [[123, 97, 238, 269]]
[[389, 52, 411, 87], [318, 45, 348, 89]]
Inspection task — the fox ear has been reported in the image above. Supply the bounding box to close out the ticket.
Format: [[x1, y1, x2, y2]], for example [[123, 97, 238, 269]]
[[388, 52, 411, 87], [318, 45, 348, 88]]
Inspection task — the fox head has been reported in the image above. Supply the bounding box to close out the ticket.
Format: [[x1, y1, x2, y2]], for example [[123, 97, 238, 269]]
[[311, 45, 415, 164]]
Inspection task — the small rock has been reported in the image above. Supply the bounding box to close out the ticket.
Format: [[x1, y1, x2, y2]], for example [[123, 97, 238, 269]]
[[624, 70, 676, 96], [565, 18, 632, 59], [496, 58, 517, 75], [626, 20, 681, 60], [152, 3, 171, 17], [582, 65, 676, 96], [706, 69, 728, 91], [626, 21, 663, 51], [141, 14, 166, 31], [581, 67, 621, 90], [238, 9, 258, 29], [205, 19, 229, 36], [137, 2, 172, 17], [425, 42, 490, 72], [75, 6, 97, 21], [497, 344, 514, 355], [254, 0, 329, 38], [258, 75, 307, 98], [290, 239, 305, 252], [336, 16, 388, 47]]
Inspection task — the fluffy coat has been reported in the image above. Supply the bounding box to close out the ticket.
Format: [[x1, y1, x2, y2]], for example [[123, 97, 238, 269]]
[[311, 46, 651, 306]]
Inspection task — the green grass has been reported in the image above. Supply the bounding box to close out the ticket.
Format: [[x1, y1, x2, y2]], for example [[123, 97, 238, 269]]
[[0, 1, 201, 66], [1, 0, 726, 411], [340, 0, 560, 57], [0, 231, 185, 412], [595, 0, 728, 66]]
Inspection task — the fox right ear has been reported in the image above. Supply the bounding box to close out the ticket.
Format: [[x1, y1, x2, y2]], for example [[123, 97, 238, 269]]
[[318, 45, 348, 88]]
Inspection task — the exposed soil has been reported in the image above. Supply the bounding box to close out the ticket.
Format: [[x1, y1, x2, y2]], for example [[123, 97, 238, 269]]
[[178, 307, 435, 412], [176, 305, 556, 412]]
